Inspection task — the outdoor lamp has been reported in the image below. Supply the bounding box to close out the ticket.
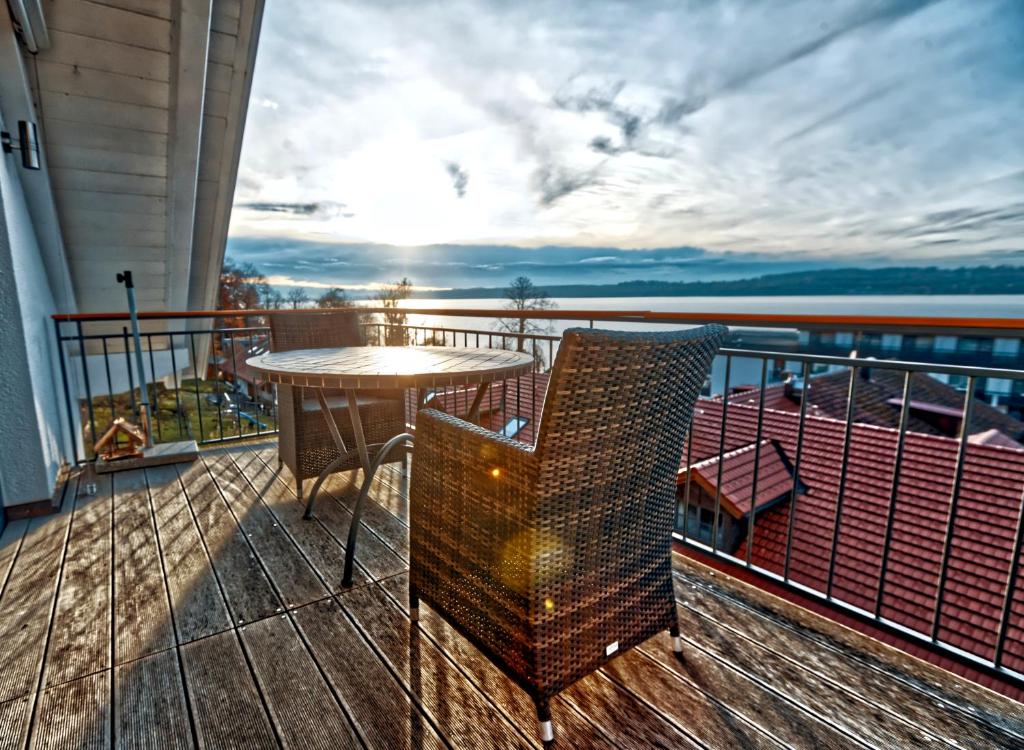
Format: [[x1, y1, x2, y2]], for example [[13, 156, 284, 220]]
[[1, 120, 41, 170]]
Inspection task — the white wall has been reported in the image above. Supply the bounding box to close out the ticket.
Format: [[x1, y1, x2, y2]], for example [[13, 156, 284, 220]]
[[0, 15, 73, 509], [0, 123, 68, 506]]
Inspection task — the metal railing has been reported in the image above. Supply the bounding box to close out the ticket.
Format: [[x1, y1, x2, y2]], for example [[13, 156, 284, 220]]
[[52, 305, 1024, 686], [52, 314, 279, 459]]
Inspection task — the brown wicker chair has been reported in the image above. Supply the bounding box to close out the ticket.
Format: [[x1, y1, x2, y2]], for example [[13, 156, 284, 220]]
[[408, 325, 727, 742], [269, 311, 407, 499]]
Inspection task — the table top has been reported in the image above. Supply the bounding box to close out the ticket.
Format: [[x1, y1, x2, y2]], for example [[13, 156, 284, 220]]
[[246, 346, 536, 389]]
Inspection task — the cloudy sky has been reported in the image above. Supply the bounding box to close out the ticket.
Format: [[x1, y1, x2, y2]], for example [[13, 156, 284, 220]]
[[228, 0, 1023, 287]]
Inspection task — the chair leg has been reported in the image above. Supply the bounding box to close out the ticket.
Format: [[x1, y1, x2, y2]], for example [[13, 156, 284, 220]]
[[296, 478, 303, 502], [278, 454, 283, 470], [409, 583, 419, 622], [670, 622, 683, 654], [536, 699, 553, 743]]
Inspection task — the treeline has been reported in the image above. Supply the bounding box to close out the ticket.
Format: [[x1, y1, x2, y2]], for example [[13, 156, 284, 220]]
[[417, 265, 1024, 299]]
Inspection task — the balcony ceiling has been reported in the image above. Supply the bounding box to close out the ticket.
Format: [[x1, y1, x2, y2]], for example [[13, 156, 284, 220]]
[[0, 443, 1019, 748], [27, 0, 263, 313]]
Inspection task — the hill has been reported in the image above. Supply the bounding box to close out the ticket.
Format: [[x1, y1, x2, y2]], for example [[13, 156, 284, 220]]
[[413, 265, 1024, 299]]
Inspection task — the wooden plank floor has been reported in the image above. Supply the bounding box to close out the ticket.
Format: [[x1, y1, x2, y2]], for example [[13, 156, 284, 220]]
[[1, 441, 1022, 749]]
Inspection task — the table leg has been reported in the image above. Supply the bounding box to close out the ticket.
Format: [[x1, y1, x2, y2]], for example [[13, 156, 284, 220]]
[[466, 381, 492, 423], [304, 389, 350, 520], [346, 389, 372, 474], [342, 431, 414, 587]]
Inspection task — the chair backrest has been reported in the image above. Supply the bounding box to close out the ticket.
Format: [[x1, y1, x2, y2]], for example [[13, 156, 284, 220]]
[[268, 310, 364, 352], [532, 325, 727, 553]]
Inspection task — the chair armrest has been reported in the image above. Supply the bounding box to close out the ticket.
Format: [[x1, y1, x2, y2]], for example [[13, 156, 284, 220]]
[[409, 408, 537, 595]]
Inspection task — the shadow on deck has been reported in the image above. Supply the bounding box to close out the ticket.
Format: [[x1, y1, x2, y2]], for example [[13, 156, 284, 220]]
[[0, 441, 1021, 748]]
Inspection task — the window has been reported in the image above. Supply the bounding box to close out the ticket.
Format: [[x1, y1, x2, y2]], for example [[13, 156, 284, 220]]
[[994, 338, 1020, 357], [683, 504, 721, 546], [835, 332, 855, 348], [986, 378, 1012, 395], [957, 337, 992, 354], [881, 334, 902, 351], [499, 416, 529, 438]]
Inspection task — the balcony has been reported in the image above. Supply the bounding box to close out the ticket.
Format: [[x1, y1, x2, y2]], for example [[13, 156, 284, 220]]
[[16, 307, 1016, 744], [2, 440, 1022, 748]]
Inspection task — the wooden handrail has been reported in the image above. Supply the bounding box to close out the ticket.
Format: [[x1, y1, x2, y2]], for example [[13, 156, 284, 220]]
[[52, 306, 1024, 332]]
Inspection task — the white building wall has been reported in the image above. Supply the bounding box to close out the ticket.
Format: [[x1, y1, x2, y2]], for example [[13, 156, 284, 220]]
[[0, 15, 74, 510], [0, 121, 69, 507]]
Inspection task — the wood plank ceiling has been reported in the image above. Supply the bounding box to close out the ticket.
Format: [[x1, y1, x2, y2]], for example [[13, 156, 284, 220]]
[[29, 0, 262, 313]]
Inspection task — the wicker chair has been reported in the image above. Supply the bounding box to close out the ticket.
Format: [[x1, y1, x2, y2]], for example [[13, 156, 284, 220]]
[[269, 311, 407, 499], [409, 325, 727, 742]]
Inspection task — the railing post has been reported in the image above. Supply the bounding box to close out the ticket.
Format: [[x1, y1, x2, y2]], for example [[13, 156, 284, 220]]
[[994, 487, 1024, 668], [875, 370, 912, 617], [783, 360, 812, 582], [826, 365, 861, 599], [711, 355, 732, 554], [53, 318, 79, 464], [931, 375, 976, 642], [745, 358, 768, 567], [76, 320, 97, 454]]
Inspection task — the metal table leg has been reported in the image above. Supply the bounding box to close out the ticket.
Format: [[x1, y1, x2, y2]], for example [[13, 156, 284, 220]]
[[303, 389, 351, 519], [300, 386, 414, 587], [466, 381, 492, 423], [342, 431, 414, 587]]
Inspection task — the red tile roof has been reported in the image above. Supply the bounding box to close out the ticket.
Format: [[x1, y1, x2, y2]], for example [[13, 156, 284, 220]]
[[420, 372, 549, 445], [685, 439, 795, 518], [683, 398, 1024, 673], [730, 369, 1024, 439]]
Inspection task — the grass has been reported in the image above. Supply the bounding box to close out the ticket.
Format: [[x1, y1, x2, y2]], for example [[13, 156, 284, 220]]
[[81, 378, 277, 456]]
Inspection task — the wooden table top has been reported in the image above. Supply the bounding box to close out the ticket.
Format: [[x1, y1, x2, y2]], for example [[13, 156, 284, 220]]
[[246, 346, 536, 389]]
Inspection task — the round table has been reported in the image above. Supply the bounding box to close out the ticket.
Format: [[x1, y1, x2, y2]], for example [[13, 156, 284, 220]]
[[247, 346, 535, 585]]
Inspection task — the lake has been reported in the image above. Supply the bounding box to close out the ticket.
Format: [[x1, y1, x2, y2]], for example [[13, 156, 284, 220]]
[[397, 295, 1024, 394], [400, 294, 1024, 332]]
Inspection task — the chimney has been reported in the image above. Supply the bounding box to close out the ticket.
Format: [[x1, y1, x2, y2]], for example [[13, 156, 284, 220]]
[[784, 374, 804, 403]]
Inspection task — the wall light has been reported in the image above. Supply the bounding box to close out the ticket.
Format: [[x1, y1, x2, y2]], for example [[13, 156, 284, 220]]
[[1, 121, 41, 170]]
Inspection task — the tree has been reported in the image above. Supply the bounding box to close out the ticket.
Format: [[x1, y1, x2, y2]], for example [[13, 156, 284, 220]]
[[285, 287, 310, 309], [316, 287, 351, 308], [258, 282, 284, 310], [496, 276, 556, 364], [374, 277, 413, 346], [218, 259, 264, 312]]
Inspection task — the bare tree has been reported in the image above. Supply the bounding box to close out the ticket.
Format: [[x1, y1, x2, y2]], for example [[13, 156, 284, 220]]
[[316, 287, 351, 308], [285, 287, 309, 309], [374, 277, 413, 346], [496, 276, 555, 364]]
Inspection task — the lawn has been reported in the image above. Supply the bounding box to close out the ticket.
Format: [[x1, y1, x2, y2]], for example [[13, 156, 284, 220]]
[[81, 378, 277, 456]]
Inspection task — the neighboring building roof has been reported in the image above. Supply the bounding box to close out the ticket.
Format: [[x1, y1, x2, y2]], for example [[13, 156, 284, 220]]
[[685, 439, 796, 518], [683, 398, 1024, 673], [969, 428, 1024, 450], [423, 372, 550, 445], [218, 333, 268, 386], [730, 369, 1024, 440]]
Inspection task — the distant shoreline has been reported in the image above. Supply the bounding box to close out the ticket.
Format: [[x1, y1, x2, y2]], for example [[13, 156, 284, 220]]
[[389, 265, 1024, 300]]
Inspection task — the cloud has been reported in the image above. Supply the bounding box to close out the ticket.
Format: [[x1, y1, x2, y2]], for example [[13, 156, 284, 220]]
[[238, 201, 350, 217], [264, 274, 451, 292], [533, 165, 601, 206], [445, 162, 469, 198], [229, 0, 1024, 259]]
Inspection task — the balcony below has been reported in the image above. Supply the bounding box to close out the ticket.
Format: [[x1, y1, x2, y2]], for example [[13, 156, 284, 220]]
[[2, 441, 1021, 748]]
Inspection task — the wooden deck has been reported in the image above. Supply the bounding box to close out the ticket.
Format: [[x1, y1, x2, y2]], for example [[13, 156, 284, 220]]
[[1, 441, 1022, 749]]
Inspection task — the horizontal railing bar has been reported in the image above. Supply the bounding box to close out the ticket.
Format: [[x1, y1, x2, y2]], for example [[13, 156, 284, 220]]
[[719, 347, 1024, 380], [393, 324, 561, 342], [52, 306, 1024, 335]]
